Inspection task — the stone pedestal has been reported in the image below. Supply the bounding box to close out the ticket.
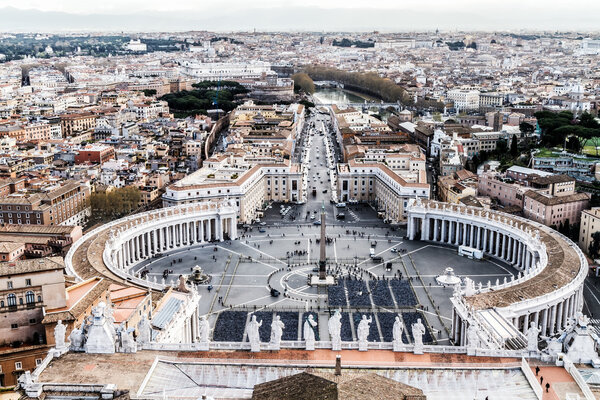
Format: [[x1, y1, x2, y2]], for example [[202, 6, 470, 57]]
[[393, 341, 403, 352], [413, 344, 424, 355], [198, 341, 209, 351], [358, 340, 368, 351], [331, 339, 341, 351], [310, 275, 335, 286]]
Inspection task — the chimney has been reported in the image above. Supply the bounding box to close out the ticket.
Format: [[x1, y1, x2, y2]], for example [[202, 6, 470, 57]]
[[335, 355, 341, 376]]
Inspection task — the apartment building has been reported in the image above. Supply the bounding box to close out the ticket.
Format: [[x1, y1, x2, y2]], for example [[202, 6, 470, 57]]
[[0, 257, 66, 346], [437, 169, 478, 204], [0, 181, 91, 227], [0, 257, 67, 386], [163, 155, 302, 223], [579, 208, 600, 255], [59, 112, 97, 137], [523, 191, 590, 227], [337, 159, 429, 223], [478, 167, 577, 210], [447, 88, 480, 110], [74, 144, 115, 165]]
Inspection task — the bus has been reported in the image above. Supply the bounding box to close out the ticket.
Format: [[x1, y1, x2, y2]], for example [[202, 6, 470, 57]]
[[458, 245, 483, 260]]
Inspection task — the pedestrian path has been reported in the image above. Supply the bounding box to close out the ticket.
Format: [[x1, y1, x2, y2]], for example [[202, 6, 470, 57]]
[[530, 365, 584, 400]]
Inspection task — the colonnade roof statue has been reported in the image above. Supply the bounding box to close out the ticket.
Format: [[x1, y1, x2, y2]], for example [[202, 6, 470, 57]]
[[406, 198, 587, 350], [406, 198, 586, 310], [65, 199, 238, 289]]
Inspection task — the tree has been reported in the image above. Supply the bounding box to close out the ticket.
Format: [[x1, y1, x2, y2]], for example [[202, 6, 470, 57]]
[[496, 139, 508, 155], [143, 89, 157, 97], [566, 136, 582, 153], [519, 122, 535, 134], [589, 231, 600, 259], [90, 187, 141, 223], [291, 73, 315, 94], [510, 134, 518, 157]]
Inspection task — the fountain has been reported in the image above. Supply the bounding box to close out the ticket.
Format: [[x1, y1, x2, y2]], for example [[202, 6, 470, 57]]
[[435, 267, 462, 287], [187, 265, 211, 285]]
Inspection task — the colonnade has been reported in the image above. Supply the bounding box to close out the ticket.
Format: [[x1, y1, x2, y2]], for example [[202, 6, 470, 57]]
[[407, 215, 538, 272], [115, 216, 236, 270], [406, 199, 587, 350]]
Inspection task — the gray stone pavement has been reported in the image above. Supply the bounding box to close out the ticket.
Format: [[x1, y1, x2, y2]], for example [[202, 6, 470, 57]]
[[133, 108, 520, 345]]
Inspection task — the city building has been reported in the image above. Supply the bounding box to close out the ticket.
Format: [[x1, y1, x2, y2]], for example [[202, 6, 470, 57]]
[[0, 181, 91, 226], [163, 156, 303, 223], [579, 207, 600, 255], [522, 190, 590, 227], [337, 159, 429, 223]]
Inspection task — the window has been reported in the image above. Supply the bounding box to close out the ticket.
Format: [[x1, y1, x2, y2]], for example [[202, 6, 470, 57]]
[[14, 361, 22, 370], [26, 291, 35, 304], [11, 323, 18, 329], [29, 318, 36, 324], [7, 293, 16, 307], [35, 359, 42, 366], [25, 279, 31, 286], [7, 281, 12, 289]]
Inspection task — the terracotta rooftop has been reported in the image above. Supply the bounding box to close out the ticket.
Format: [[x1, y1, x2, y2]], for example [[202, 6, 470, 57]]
[[0, 256, 64, 276], [36, 349, 523, 396], [43, 277, 110, 323]]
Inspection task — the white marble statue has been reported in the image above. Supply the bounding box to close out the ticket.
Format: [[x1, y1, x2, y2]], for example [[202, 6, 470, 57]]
[[526, 321, 540, 352], [393, 315, 405, 351], [357, 315, 372, 351], [328, 310, 342, 351], [117, 323, 137, 353], [198, 315, 210, 350], [54, 320, 67, 350], [304, 314, 317, 351], [137, 315, 152, 345], [246, 314, 262, 352], [412, 318, 425, 354], [84, 302, 116, 354], [269, 315, 285, 350], [467, 324, 480, 352], [104, 303, 117, 340], [68, 324, 85, 351]]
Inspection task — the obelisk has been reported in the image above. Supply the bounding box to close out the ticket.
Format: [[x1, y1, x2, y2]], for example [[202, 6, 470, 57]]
[[319, 202, 326, 279]]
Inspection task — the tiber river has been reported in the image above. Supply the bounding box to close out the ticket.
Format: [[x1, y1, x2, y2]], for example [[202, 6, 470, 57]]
[[312, 88, 391, 121], [312, 88, 371, 104]]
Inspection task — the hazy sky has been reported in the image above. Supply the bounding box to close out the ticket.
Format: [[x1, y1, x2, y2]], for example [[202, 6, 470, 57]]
[[0, 0, 598, 31], [0, 0, 597, 15]]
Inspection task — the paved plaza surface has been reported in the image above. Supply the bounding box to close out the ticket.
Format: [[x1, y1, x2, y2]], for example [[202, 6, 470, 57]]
[[136, 219, 517, 344], [134, 110, 521, 345]]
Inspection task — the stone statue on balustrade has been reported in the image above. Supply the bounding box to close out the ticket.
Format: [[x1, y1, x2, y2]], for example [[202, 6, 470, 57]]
[[198, 315, 210, 351], [104, 303, 117, 340], [525, 321, 540, 352], [467, 324, 480, 355], [54, 320, 67, 350], [304, 314, 317, 351], [84, 302, 116, 354], [328, 310, 342, 351], [357, 315, 372, 351], [246, 314, 262, 352], [116, 323, 137, 353], [269, 315, 285, 351], [137, 315, 152, 346], [393, 315, 405, 352], [412, 318, 425, 355], [69, 323, 85, 351]]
